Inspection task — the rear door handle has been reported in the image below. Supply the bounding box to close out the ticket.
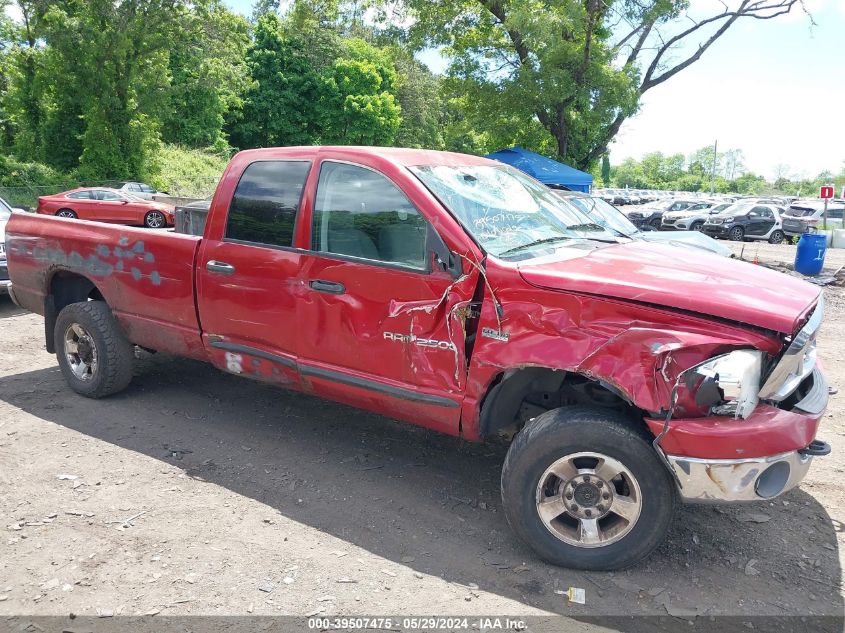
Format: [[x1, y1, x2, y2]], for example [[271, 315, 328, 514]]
[[206, 260, 235, 275], [309, 279, 345, 294]]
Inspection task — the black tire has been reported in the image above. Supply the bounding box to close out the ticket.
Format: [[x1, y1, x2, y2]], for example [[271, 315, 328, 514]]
[[56, 209, 77, 218], [501, 406, 677, 570], [728, 226, 744, 241], [648, 218, 662, 230], [54, 301, 134, 398], [768, 230, 785, 245], [144, 210, 166, 228], [690, 221, 704, 231]]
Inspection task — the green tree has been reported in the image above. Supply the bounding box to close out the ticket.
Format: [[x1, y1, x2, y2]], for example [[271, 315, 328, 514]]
[[34, 0, 189, 179], [399, 0, 803, 169], [392, 51, 443, 149], [318, 38, 401, 145], [227, 13, 323, 148], [600, 154, 610, 185], [614, 158, 647, 189], [163, 0, 250, 150]]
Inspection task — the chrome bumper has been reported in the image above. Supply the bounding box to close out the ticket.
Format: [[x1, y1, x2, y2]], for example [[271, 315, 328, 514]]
[[667, 449, 815, 503]]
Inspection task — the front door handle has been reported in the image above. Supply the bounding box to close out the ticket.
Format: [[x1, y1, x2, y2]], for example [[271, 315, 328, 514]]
[[309, 279, 345, 294], [206, 260, 235, 275]]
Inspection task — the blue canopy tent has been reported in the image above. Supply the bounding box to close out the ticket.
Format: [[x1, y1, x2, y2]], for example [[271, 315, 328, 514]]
[[485, 147, 593, 193]]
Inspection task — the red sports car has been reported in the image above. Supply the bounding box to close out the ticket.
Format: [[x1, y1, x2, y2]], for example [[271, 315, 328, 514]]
[[36, 187, 175, 228]]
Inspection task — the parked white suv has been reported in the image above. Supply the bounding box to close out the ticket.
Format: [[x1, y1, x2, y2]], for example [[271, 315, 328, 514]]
[[661, 200, 730, 231], [781, 199, 845, 238]]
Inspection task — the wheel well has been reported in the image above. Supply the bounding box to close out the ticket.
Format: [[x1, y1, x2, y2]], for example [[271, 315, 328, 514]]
[[479, 367, 649, 441], [44, 271, 105, 353]]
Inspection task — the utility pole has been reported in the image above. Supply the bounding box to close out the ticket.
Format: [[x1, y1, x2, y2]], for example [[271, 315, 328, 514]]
[[709, 140, 718, 195]]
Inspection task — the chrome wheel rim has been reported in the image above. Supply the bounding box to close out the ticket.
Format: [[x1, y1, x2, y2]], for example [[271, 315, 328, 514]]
[[57, 210, 75, 218], [64, 323, 98, 382], [535, 451, 642, 548], [146, 211, 165, 228], [730, 228, 743, 240]]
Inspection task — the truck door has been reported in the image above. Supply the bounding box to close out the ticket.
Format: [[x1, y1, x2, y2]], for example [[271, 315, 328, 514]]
[[295, 160, 478, 435], [196, 159, 312, 387]]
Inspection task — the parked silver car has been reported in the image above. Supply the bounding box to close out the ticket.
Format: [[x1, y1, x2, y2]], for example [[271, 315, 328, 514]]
[[661, 201, 731, 231], [114, 181, 168, 200], [0, 197, 24, 294]]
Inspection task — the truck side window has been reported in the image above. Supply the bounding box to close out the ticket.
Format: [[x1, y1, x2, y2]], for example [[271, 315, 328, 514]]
[[226, 160, 311, 248], [312, 161, 428, 270]]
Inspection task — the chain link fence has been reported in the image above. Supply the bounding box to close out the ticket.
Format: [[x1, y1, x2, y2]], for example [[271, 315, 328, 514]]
[[0, 176, 220, 211]]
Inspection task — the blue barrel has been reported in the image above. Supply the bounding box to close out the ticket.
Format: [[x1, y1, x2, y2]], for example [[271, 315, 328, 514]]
[[794, 233, 827, 276]]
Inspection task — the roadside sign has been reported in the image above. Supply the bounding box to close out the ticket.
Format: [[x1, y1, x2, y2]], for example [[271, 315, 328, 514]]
[[820, 185, 834, 199]]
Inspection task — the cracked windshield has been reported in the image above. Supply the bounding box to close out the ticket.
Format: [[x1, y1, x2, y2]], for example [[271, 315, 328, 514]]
[[411, 165, 621, 258]]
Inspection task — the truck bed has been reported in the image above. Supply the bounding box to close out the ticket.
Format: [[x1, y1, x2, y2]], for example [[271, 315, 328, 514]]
[[6, 213, 206, 359]]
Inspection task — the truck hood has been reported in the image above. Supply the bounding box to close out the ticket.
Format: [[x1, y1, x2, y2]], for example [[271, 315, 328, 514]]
[[516, 241, 819, 334]]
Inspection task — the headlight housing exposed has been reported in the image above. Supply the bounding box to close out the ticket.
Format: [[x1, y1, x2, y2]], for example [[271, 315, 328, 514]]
[[690, 350, 763, 419]]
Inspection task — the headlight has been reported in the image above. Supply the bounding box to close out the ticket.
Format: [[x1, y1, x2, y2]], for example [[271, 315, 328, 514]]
[[690, 350, 763, 419]]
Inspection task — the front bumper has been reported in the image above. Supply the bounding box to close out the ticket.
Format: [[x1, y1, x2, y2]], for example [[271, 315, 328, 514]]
[[701, 225, 732, 238], [648, 365, 830, 503], [0, 260, 9, 294], [666, 447, 823, 502]]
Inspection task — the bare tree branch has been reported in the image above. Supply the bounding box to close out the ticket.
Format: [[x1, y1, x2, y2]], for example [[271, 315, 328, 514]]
[[640, 0, 799, 92]]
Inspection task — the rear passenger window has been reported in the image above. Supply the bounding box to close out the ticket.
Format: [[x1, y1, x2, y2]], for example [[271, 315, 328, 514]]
[[226, 160, 311, 247], [311, 162, 428, 270], [67, 191, 91, 200]]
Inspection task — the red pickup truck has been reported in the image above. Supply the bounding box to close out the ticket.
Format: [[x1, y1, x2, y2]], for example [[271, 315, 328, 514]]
[[5, 146, 830, 570]]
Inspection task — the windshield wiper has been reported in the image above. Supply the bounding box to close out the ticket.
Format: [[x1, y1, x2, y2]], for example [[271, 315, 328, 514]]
[[498, 236, 573, 256]]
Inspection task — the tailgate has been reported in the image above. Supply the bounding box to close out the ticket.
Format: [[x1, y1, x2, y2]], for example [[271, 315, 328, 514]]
[[6, 213, 205, 357], [782, 217, 808, 234]]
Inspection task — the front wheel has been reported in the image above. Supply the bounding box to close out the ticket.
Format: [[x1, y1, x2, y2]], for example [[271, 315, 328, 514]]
[[144, 210, 166, 228], [729, 226, 745, 241], [54, 301, 134, 398], [501, 407, 676, 570], [768, 230, 785, 245], [649, 218, 662, 230], [690, 221, 704, 231]]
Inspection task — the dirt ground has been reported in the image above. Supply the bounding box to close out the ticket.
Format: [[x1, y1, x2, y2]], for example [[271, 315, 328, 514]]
[[0, 243, 843, 630]]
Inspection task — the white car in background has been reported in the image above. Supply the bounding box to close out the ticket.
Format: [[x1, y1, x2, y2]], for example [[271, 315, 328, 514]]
[[553, 191, 733, 257], [0, 197, 25, 295], [661, 200, 732, 231], [114, 181, 169, 200]]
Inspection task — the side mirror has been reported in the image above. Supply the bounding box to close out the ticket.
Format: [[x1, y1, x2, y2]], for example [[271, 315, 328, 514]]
[[427, 225, 462, 280]]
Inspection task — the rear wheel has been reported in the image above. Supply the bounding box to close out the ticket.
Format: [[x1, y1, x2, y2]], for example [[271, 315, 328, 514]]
[[501, 406, 676, 570], [144, 210, 166, 228], [729, 226, 745, 241], [56, 209, 77, 218], [54, 301, 134, 398], [768, 230, 785, 245]]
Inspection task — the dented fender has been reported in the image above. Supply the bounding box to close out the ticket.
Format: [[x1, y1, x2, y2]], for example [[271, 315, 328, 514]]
[[460, 258, 782, 441]]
